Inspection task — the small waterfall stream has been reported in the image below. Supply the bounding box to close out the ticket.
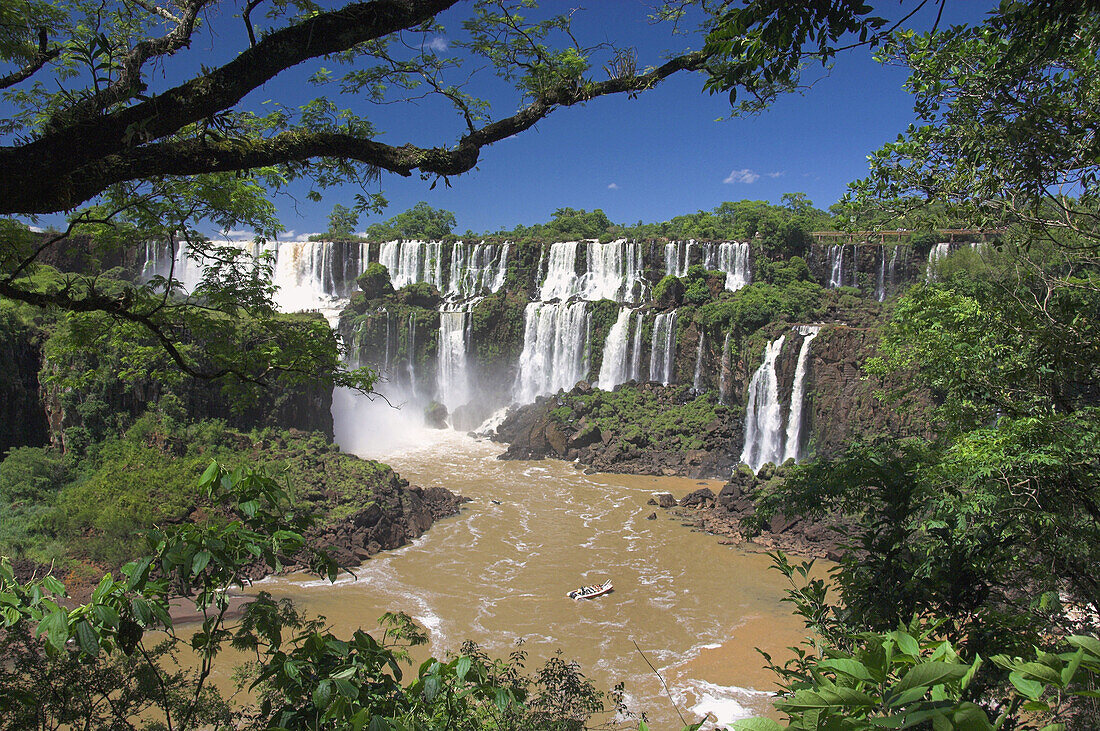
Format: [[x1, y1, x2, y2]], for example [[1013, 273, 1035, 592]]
[[828, 244, 845, 287], [648, 311, 678, 386], [718, 333, 732, 405], [782, 326, 820, 462], [693, 332, 706, 391], [740, 336, 787, 471]]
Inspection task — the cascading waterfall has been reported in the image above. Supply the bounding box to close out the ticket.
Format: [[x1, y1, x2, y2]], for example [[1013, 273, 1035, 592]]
[[692, 332, 706, 391], [514, 239, 647, 402], [828, 244, 845, 287], [876, 247, 898, 302], [379, 240, 445, 291], [740, 336, 787, 471], [718, 332, 732, 405], [514, 301, 591, 404], [437, 305, 472, 411], [447, 241, 510, 300], [782, 326, 820, 463], [406, 314, 417, 393], [598, 307, 634, 390], [540, 240, 644, 302], [630, 310, 646, 382], [926, 242, 951, 280], [665, 241, 695, 277], [716, 242, 752, 291], [648, 311, 678, 386]]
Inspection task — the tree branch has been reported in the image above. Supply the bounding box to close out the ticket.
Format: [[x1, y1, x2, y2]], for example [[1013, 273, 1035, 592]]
[[0, 46, 61, 90], [2, 49, 708, 212]]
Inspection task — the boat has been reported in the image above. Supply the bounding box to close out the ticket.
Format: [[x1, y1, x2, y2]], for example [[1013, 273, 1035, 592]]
[[567, 579, 613, 600]]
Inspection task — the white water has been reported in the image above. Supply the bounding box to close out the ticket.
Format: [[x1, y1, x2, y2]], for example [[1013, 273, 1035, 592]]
[[648, 311, 678, 386], [437, 305, 472, 411], [828, 245, 845, 288], [598, 307, 634, 390], [379, 240, 445, 291], [716, 242, 752, 291], [514, 301, 591, 403], [782, 326, 820, 463], [667, 241, 751, 292], [740, 336, 787, 471], [629, 310, 646, 383], [447, 241, 510, 300], [926, 242, 951, 281], [693, 332, 706, 392], [718, 333, 732, 405], [540, 240, 644, 303]]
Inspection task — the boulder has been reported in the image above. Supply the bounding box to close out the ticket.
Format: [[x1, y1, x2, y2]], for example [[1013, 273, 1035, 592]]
[[424, 401, 449, 429], [679, 487, 716, 509], [654, 493, 676, 508]]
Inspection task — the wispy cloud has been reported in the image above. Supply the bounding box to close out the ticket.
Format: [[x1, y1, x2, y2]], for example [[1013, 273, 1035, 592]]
[[607, 182, 619, 190], [723, 168, 760, 184], [424, 37, 448, 53], [766, 171, 785, 179]]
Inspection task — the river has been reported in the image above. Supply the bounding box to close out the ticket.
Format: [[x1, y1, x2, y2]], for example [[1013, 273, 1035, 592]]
[[247, 414, 811, 729]]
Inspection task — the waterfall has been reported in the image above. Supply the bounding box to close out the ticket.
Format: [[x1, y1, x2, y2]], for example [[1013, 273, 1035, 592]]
[[926, 242, 951, 280], [718, 332, 732, 405], [447, 241, 510, 300], [514, 301, 590, 403], [437, 305, 472, 410], [664, 241, 695, 277], [598, 307, 634, 390], [716, 242, 752, 291], [877, 247, 898, 302], [379, 240, 445, 291], [740, 336, 787, 471], [648, 311, 678, 385], [782, 326, 820, 463], [875, 247, 886, 301], [828, 244, 845, 287], [540, 240, 643, 303], [539, 242, 582, 300], [406, 313, 418, 392], [630, 310, 646, 382], [692, 332, 706, 391]]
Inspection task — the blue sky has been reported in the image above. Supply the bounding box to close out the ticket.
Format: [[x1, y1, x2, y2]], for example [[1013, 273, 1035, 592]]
[[300, 0, 995, 238], [8, 1, 997, 239]]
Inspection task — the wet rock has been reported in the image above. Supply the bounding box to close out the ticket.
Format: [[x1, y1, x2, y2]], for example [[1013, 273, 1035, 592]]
[[424, 401, 449, 429], [646, 512, 657, 520], [654, 493, 676, 508], [679, 488, 716, 509]]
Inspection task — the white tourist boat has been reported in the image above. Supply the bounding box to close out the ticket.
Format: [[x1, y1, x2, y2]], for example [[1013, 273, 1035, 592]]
[[567, 579, 613, 600]]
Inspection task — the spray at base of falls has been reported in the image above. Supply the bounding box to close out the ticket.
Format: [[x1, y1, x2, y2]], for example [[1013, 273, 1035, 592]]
[[740, 326, 822, 472]]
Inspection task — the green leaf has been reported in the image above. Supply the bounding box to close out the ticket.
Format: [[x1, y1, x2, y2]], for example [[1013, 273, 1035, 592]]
[[950, 703, 995, 731], [820, 657, 874, 681], [455, 655, 472, 681], [312, 679, 333, 710], [38, 607, 69, 651], [892, 662, 967, 695], [191, 550, 212, 575], [75, 619, 100, 655], [893, 631, 920, 657], [1067, 636, 1100, 660], [1008, 672, 1044, 700], [731, 719, 783, 730]]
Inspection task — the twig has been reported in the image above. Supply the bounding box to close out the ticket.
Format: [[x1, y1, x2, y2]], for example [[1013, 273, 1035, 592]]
[[632, 639, 691, 727]]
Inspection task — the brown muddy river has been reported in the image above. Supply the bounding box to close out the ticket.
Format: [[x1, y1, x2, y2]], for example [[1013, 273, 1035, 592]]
[[239, 425, 811, 729]]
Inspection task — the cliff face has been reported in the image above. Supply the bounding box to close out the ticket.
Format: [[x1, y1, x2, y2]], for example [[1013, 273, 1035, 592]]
[[0, 309, 49, 455], [804, 326, 934, 456]]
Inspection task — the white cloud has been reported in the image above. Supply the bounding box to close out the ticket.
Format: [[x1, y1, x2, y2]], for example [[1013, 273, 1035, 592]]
[[424, 37, 448, 53], [607, 182, 619, 190], [723, 168, 760, 184], [766, 171, 785, 179]]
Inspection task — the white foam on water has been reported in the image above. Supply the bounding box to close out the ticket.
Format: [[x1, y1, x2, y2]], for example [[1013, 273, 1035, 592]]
[[675, 679, 773, 729]]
